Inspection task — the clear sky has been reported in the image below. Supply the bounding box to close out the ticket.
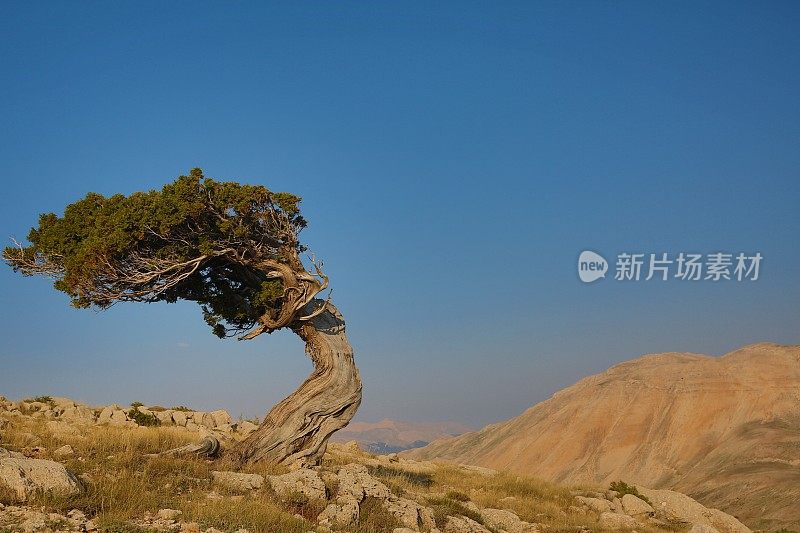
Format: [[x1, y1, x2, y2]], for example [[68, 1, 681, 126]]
[[1, 2, 798, 427]]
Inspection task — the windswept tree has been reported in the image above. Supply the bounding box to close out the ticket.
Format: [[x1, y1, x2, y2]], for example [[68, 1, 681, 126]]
[[3, 168, 362, 467]]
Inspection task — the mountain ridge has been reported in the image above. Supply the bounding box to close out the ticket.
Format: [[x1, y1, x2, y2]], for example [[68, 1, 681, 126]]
[[406, 342, 800, 530]]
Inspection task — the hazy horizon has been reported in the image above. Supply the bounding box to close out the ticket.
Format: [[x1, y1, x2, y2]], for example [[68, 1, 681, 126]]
[[1, 2, 799, 427]]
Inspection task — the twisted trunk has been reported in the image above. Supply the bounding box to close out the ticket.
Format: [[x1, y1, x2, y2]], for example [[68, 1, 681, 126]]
[[231, 300, 362, 467]]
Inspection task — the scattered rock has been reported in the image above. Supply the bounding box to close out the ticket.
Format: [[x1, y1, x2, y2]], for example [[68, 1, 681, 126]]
[[211, 470, 264, 492], [574, 495, 612, 513], [336, 463, 391, 500], [157, 508, 183, 520], [268, 469, 326, 501], [480, 508, 539, 532], [317, 496, 360, 528], [444, 515, 492, 533], [210, 410, 232, 428], [54, 444, 75, 458], [172, 410, 188, 426], [383, 495, 436, 531]]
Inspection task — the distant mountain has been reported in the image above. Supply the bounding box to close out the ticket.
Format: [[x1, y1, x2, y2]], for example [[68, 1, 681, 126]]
[[407, 343, 800, 531], [330, 418, 472, 453]]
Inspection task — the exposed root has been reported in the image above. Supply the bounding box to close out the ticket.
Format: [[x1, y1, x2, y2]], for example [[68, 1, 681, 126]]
[[145, 435, 221, 458]]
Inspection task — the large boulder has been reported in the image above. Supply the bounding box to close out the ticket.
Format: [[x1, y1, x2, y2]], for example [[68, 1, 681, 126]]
[[621, 493, 654, 516], [0, 453, 81, 500], [636, 486, 750, 533]]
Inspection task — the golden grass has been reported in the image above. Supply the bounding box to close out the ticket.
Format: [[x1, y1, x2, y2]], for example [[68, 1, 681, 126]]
[[0, 417, 679, 533]]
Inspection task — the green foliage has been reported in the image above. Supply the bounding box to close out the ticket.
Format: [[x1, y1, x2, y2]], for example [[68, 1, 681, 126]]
[[609, 480, 651, 504], [27, 395, 54, 405], [4, 168, 308, 338], [127, 407, 160, 427], [130, 401, 144, 409]]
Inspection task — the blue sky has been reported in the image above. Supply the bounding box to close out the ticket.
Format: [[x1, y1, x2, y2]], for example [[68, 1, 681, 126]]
[[1, 2, 798, 427]]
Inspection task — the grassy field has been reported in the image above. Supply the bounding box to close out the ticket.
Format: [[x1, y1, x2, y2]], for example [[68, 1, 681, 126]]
[[0, 417, 681, 533]]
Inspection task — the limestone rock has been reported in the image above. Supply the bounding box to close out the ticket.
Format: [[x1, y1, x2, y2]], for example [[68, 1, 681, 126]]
[[210, 410, 232, 428], [268, 469, 326, 501], [574, 495, 612, 513], [0, 456, 82, 500], [0, 448, 25, 459], [480, 508, 539, 532], [172, 410, 188, 426], [636, 486, 750, 533], [58, 405, 96, 424], [155, 410, 174, 425], [444, 515, 491, 533], [598, 512, 640, 529], [211, 470, 264, 492], [53, 445, 75, 458], [621, 493, 654, 516], [383, 496, 436, 531], [337, 463, 391, 501], [317, 496, 360, 528]]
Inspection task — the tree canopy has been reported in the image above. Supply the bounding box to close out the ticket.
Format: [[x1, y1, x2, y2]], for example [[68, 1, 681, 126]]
[[4, 169, 328, 339]]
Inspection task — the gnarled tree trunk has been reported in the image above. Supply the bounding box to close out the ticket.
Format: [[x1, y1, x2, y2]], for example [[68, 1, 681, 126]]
[[231, 300, 362, 467]]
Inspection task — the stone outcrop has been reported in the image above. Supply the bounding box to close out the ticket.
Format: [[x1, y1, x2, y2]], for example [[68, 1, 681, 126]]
[[211, 471, 264, 493], [636, 486, 750, 533], [480, 508, 539, 532], [0, 451, 82, 501], [267, 469, 327, 501]]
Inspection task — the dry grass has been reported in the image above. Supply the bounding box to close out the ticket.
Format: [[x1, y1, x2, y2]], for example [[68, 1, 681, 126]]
[[0, 418, 305, 532], [0, 417, 680, 533]]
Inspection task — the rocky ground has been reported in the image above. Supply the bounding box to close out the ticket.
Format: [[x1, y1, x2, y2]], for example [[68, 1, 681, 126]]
[[0, 396, 754, 533]]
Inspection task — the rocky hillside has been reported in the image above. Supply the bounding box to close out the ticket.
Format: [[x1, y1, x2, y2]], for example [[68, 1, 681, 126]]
[[329, 419, 472, 453], [0, 395, 751, 532], [406, 343, 800, 531]]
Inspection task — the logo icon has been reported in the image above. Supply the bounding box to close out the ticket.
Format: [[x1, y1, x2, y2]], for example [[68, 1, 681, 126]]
[[578, 250, 608, 283]]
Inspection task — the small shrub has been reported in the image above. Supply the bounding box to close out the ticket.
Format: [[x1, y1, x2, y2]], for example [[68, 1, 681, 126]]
[[127, 407, 160, 427], [280, 489, 325, 521], [30, 395, 54, 404], [609, 480, 650, 505], [171, 405, 192, 412], [130, 401, 144, 409], [354, 496, 401, 533]]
